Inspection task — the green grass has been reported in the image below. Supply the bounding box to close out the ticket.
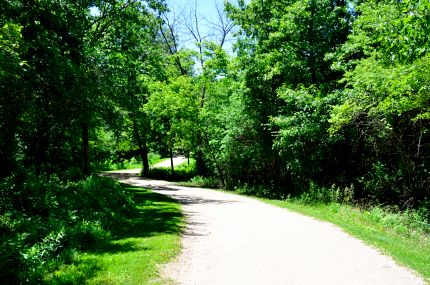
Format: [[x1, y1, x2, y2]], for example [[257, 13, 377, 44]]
[[46, 186, 183, 284], [260, 199, 430, 282]]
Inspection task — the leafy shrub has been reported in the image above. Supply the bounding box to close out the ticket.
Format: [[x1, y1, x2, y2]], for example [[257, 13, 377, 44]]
[[68, 220, 110, 250], [188, 175, 222, 188], [367, 206, 430, 237], [146, 159, 197, 181], [282, 182, 355, 205], [359, 162, 403, 204], [147, 152, 162, 165], [94, 152, 162, 171], [235, 184, 281, 199], [147, 167, 197, 181], [95, 157, 142, 171], [0, 174, 134, 284]]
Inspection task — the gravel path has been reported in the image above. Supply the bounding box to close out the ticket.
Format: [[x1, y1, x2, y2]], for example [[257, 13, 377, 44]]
[[153, 156, 187, 168], [107, 169, 425, 285]]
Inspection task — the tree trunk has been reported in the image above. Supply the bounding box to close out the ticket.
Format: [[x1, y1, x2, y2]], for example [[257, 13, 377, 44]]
[[170, 147, 174, 175], [82, 122, 90, 175], [195, 133, 207, 176], [195, 78, 208, 176], [132, 119, 149, 176], [203, 130, 226, 188], [0, 112, 17, 178]]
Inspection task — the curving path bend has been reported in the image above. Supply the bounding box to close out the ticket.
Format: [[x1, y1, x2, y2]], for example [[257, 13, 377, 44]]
[[106, 166, 425, 285]]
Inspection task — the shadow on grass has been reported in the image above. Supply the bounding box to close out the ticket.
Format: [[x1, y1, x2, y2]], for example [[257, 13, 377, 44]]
[[110, 187, 183, 239], [51, 185, 183, 284]]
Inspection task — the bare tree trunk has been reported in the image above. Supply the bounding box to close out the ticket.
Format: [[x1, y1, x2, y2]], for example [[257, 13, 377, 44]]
[[170, 147, 174, 175], [195, 133, 207, 176], [203, 130, 226, 188], [132, 119, 149, 176]]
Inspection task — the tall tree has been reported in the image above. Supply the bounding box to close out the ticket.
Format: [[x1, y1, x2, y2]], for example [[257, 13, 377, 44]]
[[329, 0, 430, 204], [147, 75, 199, 174], [0, 20, 26, 178], [225, 0, 351, 192], [157, 1, 236, 176], [95, 0, 166, 176]]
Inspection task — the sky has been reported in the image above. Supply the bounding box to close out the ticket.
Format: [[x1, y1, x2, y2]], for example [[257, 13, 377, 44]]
[[90, 0, 244, 52], [165, 0, 242, 52], [166, 0, 227, 24]]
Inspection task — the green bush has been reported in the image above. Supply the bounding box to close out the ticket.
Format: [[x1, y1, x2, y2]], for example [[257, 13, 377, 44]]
[[358, 161, 421, 206], [94, 152, 162, 171], [95, 157, 142, 171], [293, 182, 355, 205], [235, 184, 281, 199], [147, 167, 197, 181], [147, 152, 162, 165], [68, 220, 110, 250], [188, 175, 222, 188], [0, 174, 134, 284], [146, 158, 197, 181], [367, 206, 430, 237]]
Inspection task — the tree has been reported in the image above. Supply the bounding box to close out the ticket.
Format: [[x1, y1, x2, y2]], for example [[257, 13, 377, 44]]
[[96, 1, 165, 176], [329, 0, 430, 204], [224, 0, 351, 193], [158, 1, 236, 176], [0, 22, 26, 178], [0, 0, 168, 180], [146, 75, 199, 174]]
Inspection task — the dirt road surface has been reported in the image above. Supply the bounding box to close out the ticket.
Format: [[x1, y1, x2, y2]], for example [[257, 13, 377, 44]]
[[106, 168, 425, 285], [153, 156, 187, 168]]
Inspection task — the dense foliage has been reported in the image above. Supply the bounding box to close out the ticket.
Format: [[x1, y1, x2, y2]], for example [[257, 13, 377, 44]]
[[1, 0, 429, 281], [208, 0, 429, 209], [0, 0, 167, 282], [0, 175, 134, 283]]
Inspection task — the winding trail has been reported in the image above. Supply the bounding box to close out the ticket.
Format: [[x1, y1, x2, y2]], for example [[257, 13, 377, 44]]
[[106, 160, 425, 285], [153, 156, 187, 168]]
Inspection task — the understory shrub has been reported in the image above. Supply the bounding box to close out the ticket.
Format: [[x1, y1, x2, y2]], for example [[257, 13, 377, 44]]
[[188, 175, 222, 188], [235, 184, 283, 199], [284, 182, 429, 237], [292, 182, 355, 205], [0, 173, 134, 284], [94, 157, 142, 171], [94, 152, 162, 171], [366, 206, 430, 237], [146, 159, 197, 181], [148, 152, 162, 165]]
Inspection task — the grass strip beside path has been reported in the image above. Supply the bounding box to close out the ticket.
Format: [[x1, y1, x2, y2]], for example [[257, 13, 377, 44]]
[[262, 200, 430, 283], [48, 186, 183, 285]]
